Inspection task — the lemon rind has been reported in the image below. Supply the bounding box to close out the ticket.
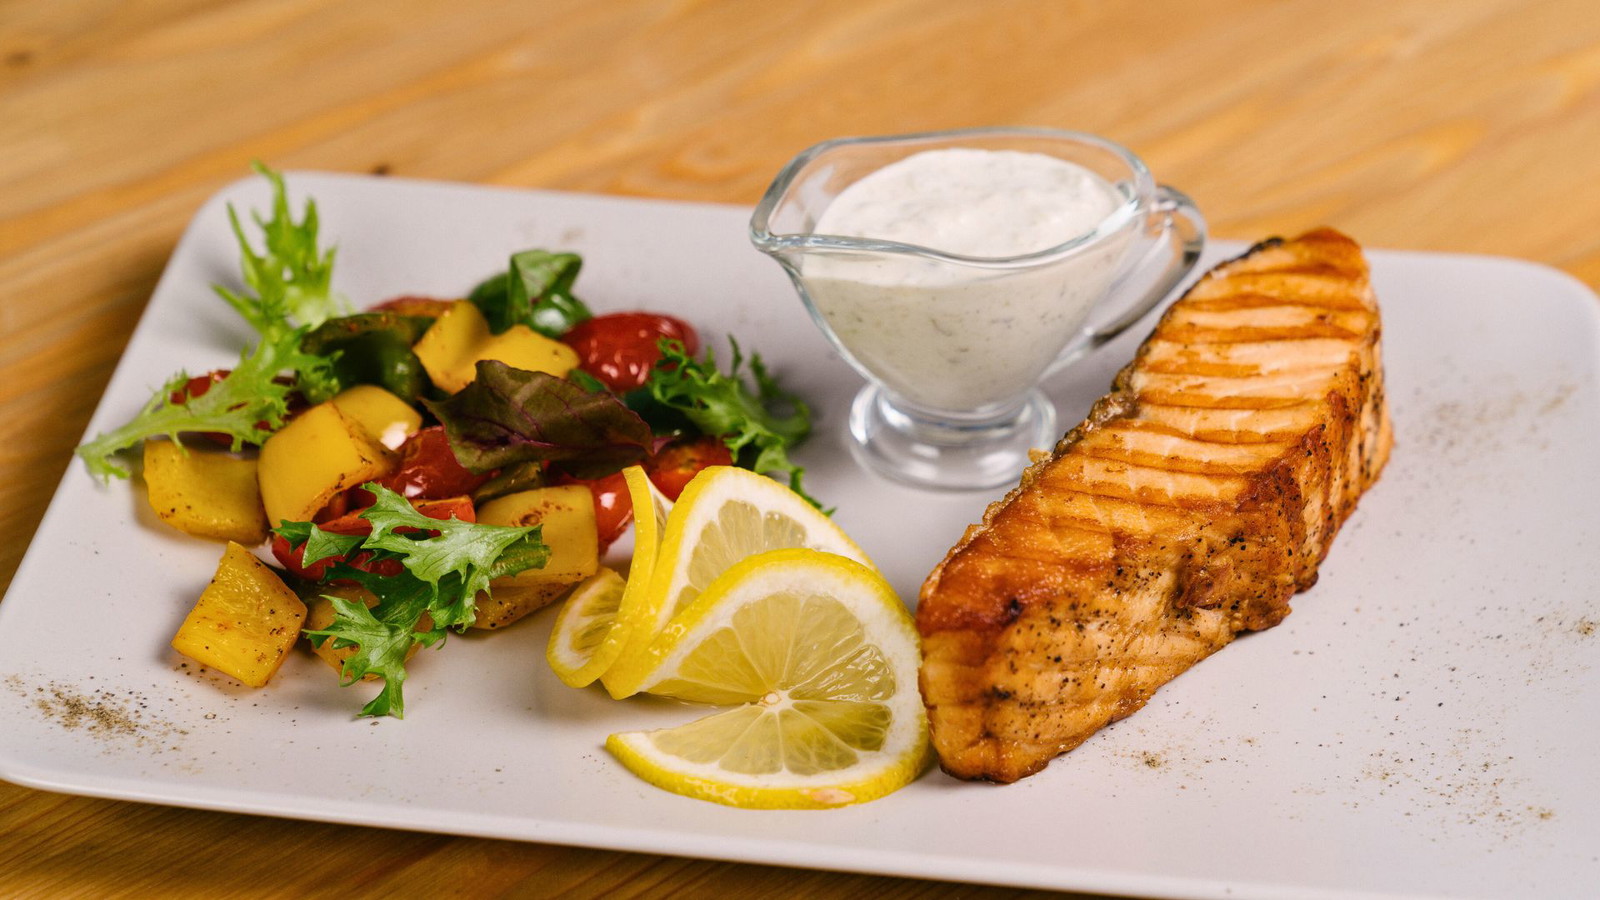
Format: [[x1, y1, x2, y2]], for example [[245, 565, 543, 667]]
[[606, 728, 932, 810], [545, 566, 627, 688], [598, 467, 672, 697]]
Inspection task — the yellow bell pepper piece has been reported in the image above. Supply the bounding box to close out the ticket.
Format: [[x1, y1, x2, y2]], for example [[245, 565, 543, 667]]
[[477, 485, 599, 586], [471, 581, 572, 631], [257, 402, 397, 527], [330, 384, 421, 450], [143, 440, 269, 544], [171, 542, 307, 687], [470, 484, 599, 630], [412, 300, 579, 393]]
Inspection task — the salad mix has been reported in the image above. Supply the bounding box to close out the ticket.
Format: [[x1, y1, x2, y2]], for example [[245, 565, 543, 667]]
[[79, 164, 819, 717]]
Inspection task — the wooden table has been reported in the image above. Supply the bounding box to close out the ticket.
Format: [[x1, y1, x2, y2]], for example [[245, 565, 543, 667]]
[[4, 1, 1598, 896]]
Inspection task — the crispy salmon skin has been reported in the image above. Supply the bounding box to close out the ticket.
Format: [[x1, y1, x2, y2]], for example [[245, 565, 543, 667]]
[[917, 229, 1392, 783]]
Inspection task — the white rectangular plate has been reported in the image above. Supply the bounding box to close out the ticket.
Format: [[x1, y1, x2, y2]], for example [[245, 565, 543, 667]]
[[2, 174, 1597, 900]]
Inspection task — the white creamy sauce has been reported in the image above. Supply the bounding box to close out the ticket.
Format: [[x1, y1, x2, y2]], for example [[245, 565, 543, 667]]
[[804, 148, 1130, 412]]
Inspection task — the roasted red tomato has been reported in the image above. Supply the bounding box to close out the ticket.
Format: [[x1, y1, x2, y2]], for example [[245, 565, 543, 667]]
[[646, 436, 733, 501], [272, 496, 475, 581], [373, 426, 494, 501], [562, 312, 699, 393], [555, 469, 633, 554], [368, 295, 457, 318]]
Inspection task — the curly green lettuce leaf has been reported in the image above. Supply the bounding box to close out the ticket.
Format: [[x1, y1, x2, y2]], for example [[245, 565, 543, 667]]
[[466, 248, 591, 337], [296, 484, 550, 718], [77, 164, 341, 480], [215, 162, 345, 334], [358, 484, 549, 629], [304, 577, 440, 719], [279, 522, 365, 564], [645, 338, 820, 507], [75, 324, 331, 480], [426, 360, 653, 479]]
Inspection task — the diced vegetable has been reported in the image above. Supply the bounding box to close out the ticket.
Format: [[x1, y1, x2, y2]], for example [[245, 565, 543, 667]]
[[477, 485, 599, 585], [562, 312, 698, 392], [371, 426, 492, 500], [412, 300, 579, 393], [142, 440, 270, 544], [171, 542, 308, 687], [471, 581, 572, 631], [257, 402, 396, 527], [646, 435, 735, 501], [330, 385, 422, 450], [558, 470, 633, 554]]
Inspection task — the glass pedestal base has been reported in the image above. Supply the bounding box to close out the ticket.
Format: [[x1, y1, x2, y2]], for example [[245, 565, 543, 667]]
[[845, 386, 1058, 491]]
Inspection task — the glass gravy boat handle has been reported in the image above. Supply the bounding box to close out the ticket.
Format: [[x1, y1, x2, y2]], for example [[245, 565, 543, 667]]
[[1049, 185, 1207, 373]]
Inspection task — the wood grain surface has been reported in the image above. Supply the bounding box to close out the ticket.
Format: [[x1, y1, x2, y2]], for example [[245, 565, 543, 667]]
[[4, 1, 1599, 897]]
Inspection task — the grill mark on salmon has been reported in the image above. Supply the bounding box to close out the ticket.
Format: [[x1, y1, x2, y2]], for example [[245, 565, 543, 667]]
[[916, 229, 1392, 783]]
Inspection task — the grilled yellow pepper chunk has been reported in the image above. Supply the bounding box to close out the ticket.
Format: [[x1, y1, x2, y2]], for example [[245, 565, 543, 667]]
[[172, 541, 307, 687], [257, 402, 396, 527], [143, 440, 269, 544], [330, 384, 422, 449], [473, 485, 598, 630], [477, 485, 599, 584], [412, 300, 579, 393]]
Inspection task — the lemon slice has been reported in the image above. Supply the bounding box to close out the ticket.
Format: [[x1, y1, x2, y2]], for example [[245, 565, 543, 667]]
[[545, 567, 627, 687], [605, 548, 928, 808], [579, 467, 671, 693], [603, 466, 872, 697]]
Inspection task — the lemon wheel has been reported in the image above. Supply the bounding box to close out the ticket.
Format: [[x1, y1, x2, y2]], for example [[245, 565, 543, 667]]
[[545, 567, 627, 688], [605, 548, 929, 808], [603, 466, 872, 697]]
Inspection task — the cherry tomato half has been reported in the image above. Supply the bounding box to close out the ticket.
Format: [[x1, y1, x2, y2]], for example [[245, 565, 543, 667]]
[[272, 495, 475, 581], [320, 427, 489, 520], [646, 436, 733, 501], [374, 426, 494, 501], [562, 312, 699, 393]]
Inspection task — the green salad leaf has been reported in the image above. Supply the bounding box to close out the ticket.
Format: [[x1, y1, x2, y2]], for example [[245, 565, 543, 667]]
[[216, 161, 346, 334], [75, 323, 330, 479], [645, 338, 820, 507], [358, 485, 549, 629], [290, 523, 365, 563], [76, 164, 340, 480], [467, 248, 591, 337], [311, 581, 438, 719], [426, 360, 653, 479], [295, 484, 549, 718]]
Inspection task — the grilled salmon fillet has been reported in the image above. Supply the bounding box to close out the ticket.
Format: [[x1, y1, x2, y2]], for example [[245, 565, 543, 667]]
[[917, 228, 1392, 783]]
